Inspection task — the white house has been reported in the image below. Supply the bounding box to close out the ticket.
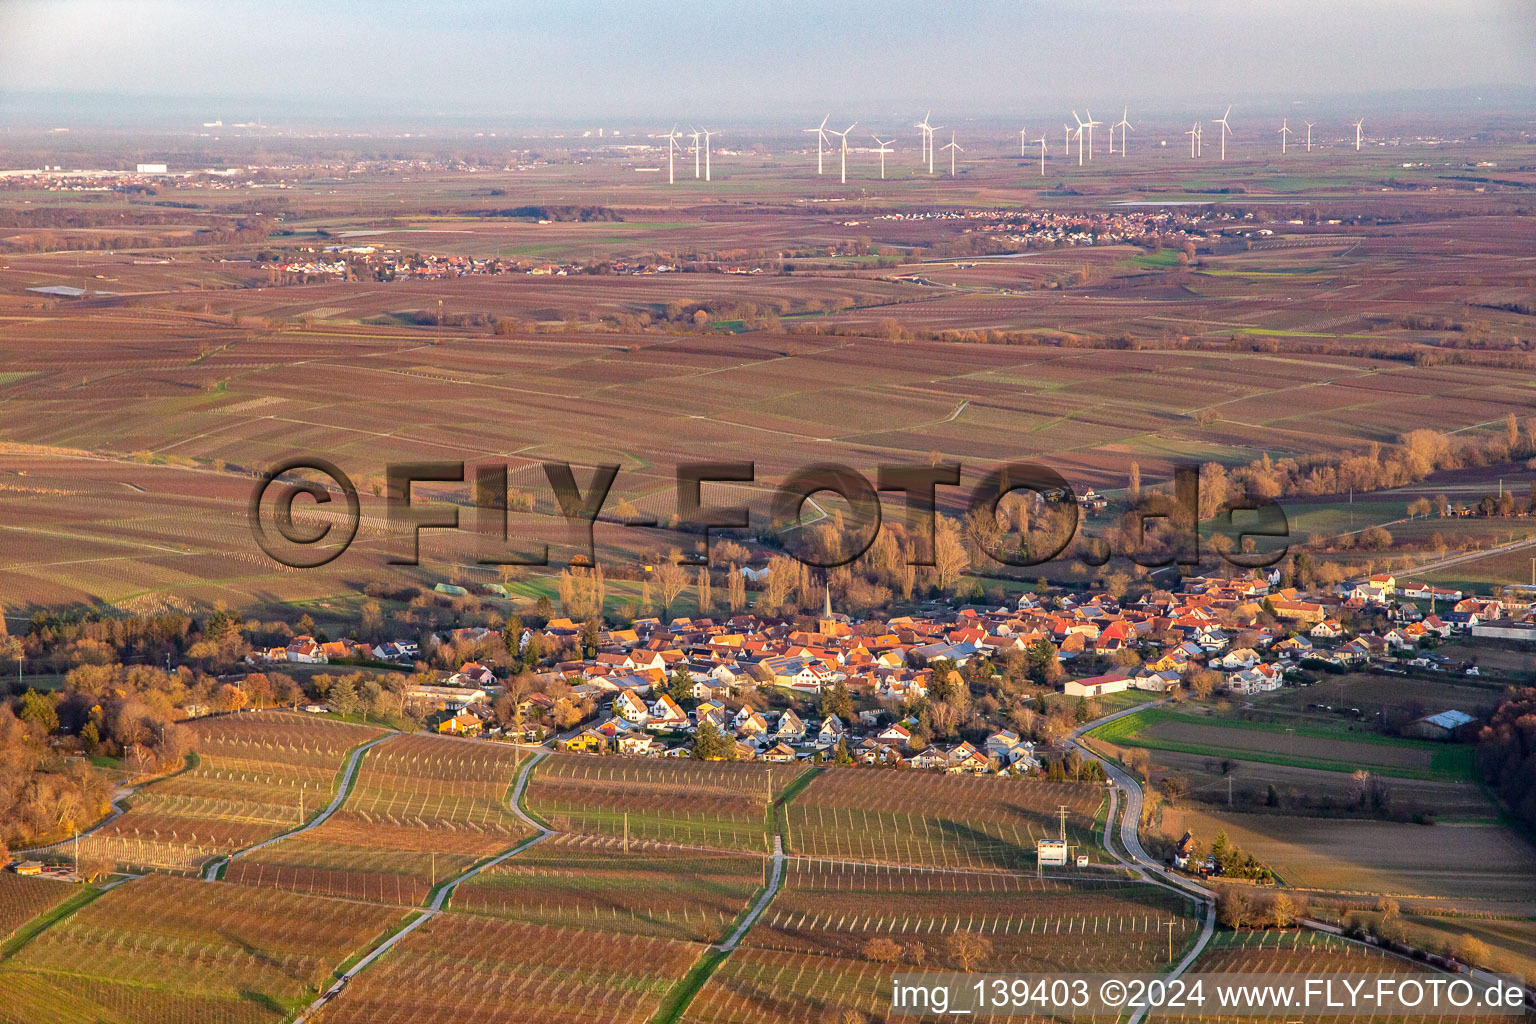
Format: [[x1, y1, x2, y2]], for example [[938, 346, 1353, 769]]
[[612, 688, 649, 724], [774, 709, 807, 743], [1310, 620, 1345, 640], [646, 694, 689, 730]]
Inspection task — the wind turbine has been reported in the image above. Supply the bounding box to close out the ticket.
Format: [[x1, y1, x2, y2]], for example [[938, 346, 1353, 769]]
[[914, 111, 932, 168], [1352, 118, 1365, 151], [940, 132, 962, 176], [1063, 123, 1071, 156], [1071, 111, 1087, 166], [689, 128, 702, 179], [1076, 110, 1101, 161], [1304, 120, 1316, 152], [701, 129, 716, 181], [1278, 118, 1293, 154], [1213, 105, 1233, 161], [871, 135, 894, 179], [1035, 135, 1048, 176], [1019, 127, 1028, 157], [1113, 107, 1134, 157], [803, 115, 831, 175], [828, 121, 857, 184], [926, 122, 943, 174], [651, 125, 682, 184], [1186, 122, 1200, 159]]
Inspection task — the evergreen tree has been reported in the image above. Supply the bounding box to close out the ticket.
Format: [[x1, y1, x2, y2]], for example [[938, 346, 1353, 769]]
[[329, 677, 359, 717], [820, 680, 854, 722]]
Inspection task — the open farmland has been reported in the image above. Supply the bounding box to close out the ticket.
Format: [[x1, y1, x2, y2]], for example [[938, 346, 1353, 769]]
[[1134, 747, 1497, 823], [0, 874, 404, 1024], [785, 769, 1105, 871], [1398, 916, 1536, 984], [524, 753, 805, 853], [85, 714, 382, 874], [1161, 804, 1536, 912], [310, 914, 703, 1024], [449, 834, 767, 943], [683, 862, 1199, 1024], [224, 733, 528, 905], [0, 283, 1531, 610]]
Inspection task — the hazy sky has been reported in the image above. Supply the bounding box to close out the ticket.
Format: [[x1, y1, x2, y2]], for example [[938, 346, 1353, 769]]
[[1, 0, 1532, 122]]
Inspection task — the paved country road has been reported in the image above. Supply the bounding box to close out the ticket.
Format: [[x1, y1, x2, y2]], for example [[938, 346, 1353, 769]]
[[1071, 702, 1216, 1024]]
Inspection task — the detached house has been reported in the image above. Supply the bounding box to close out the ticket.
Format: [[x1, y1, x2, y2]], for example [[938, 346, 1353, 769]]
[[646, 694, 688, 731], [774, 709, 807, 743], [613, 688, 649, 725], [1225, 663, 1282, 695], [946, 741, 991, 773], [1310, 619, 1345, 640], [985, 730, 1037, 768], [817, 715, 846, 746], [1217, 648, 1259, 671]]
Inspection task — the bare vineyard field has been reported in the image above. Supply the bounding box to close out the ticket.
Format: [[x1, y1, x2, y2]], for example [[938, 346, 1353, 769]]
[[449, 834, 767, 943], [1167, 930, 1513, 1024], [0, 872, 76, 944], [0, 874, 404, 1024], [86, 714, 381, 874], [785, 770, 1105, 871], [684, 862, 1198, 1024], [311, 914, 703, 1024], [224, 733, 528, 905], [525, 753, 805, 853], [754, 860, 1198, 961]]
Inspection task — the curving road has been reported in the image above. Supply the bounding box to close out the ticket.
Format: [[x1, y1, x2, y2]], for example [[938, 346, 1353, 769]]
[[203, 733, 391, 880], [291, 749, 550, 1023], [1071, 702, 1216, 1023]]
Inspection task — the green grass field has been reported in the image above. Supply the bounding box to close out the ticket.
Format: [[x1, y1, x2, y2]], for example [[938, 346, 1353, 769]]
[[1090, 707, 1476, 781]]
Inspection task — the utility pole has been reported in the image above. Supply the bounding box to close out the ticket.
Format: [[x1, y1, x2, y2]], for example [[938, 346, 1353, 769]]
[[1058, 805, 1068, 842], [74, 829, 80, 877], [1162, 919, 1176, 962]]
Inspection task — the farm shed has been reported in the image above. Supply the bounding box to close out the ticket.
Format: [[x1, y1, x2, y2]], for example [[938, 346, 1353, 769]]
[[1402, 709, 1477, 742]]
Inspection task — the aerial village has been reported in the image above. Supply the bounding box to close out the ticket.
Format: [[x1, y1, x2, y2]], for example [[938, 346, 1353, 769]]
[[249, 565, 1523, 773]]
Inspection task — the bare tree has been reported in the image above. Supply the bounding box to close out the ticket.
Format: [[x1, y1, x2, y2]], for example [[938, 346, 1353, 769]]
[[654, 552, 690, 616], [932, 516, 970, 592], [945, 931, 992, 973]]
